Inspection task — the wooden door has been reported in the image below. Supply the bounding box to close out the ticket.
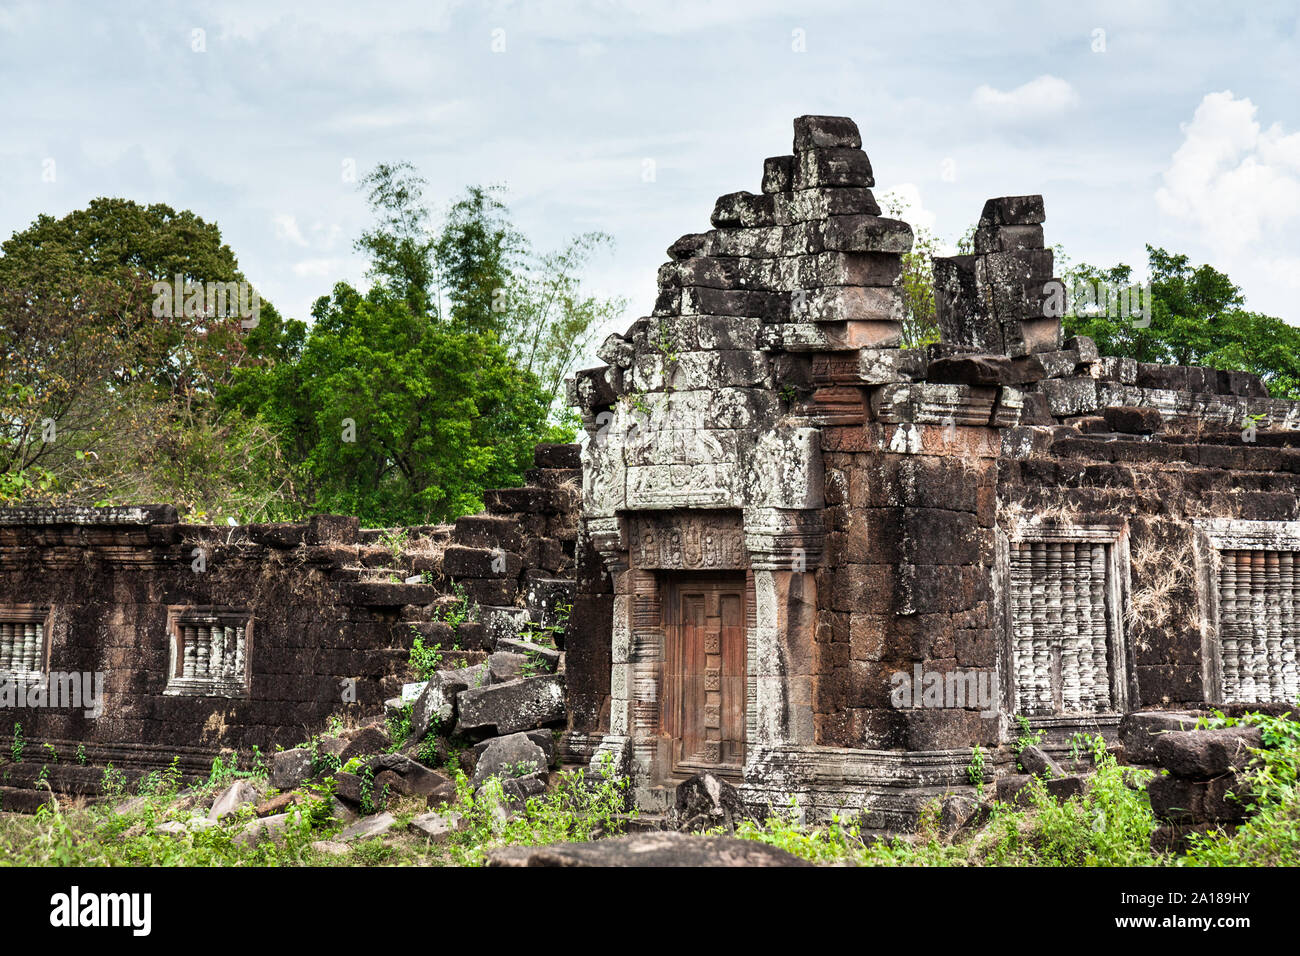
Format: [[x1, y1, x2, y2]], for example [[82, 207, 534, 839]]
[[661, 574, 747, 776]]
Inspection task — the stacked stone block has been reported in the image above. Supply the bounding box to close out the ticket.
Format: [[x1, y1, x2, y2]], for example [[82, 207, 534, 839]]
[[933, 195, 1062, 357], [1145, 725, 1263, 852], [443, 442, 579, 643]]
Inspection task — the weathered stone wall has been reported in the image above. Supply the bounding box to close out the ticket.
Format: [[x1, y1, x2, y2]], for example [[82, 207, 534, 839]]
[[569, 113, 1300, 827], [0, 444, 580, 798]]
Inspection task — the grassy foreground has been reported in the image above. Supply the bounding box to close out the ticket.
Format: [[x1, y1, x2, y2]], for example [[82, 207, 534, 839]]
[[1, 711, 1296, 867]]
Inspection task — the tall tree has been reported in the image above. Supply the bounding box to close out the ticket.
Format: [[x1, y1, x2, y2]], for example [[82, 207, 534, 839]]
[[1063, 246, 1300, 399], [227, 283, 560, 524], [354, 165, 624, 416], [355, 162, 438, 318], [0, 199, 302, 518]]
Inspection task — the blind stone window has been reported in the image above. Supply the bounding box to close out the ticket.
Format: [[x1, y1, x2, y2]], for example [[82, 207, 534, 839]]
[[1217, 549, 1300, 704], [166, 610, 250, 698], [0, 608, 48, 678], [1009, 540, 1114, 715]]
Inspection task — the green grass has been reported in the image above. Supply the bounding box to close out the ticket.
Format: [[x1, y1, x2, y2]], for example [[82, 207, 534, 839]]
[[3, 710, 1295, 867], [0, 753, 635, 867]]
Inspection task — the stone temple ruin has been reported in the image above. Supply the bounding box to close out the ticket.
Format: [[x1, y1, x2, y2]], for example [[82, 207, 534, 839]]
[[4, 115, 1300, 831]]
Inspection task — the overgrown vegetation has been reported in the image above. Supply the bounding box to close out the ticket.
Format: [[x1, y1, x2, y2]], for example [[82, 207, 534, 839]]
[[1063, 245, 1300, 399], [1178, 709, 1300, 866], [1, 167, 622, 525], [4, 711, 1297, 866], [0, 749, 634, 867]]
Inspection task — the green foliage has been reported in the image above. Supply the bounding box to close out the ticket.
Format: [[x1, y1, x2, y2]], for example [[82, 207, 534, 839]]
[[967, 744, 986, 794], [205, 750, 269, 789], [408, 631, 444, 680], [226, 283, 557, 525], [417, 732, 441, 767], [1011, 715, 1045, 756], [436, 582, 479, 632], [1179, 707, 1300, 866], [10, 724, 22, 763], [7, 720, 1298, 868], [879, 191, 944, 349], [0, 198, 303, 521], [444, 758, 635, 866], [353, 168, 624, 419], [517, 599, 568, 649], [1063, 246, 1300, 399], [355, 162, 439, 318], [735, 737, 1160, 867], [734, 797, 868, 865], [386, 701, 414, 750]]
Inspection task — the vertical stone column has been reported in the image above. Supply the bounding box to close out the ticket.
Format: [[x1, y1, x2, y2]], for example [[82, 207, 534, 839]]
[[933, 195, 1062, 356]]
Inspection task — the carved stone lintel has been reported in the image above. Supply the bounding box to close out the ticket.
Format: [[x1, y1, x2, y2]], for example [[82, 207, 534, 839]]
[[628, 512, 747, 570]]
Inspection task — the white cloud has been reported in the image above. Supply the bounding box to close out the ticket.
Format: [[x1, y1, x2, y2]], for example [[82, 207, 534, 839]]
[[291, 257, 349, 277], [272, 214, 309, 247], [1155, 91, 1300, 249], [971, 75, 1078, 121], [877, 182, 937, 228]]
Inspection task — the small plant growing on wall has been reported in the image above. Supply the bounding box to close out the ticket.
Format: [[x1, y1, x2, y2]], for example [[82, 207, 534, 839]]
[[377, 528, 410, 561], [1011, 715, 1044, 756], [967, 744, 986, 798], [408, 629, 443, 680], [10, 724, 23, 763]]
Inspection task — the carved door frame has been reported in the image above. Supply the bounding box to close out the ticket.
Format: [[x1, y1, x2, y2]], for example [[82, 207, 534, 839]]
[[660, 572, 750, 779]]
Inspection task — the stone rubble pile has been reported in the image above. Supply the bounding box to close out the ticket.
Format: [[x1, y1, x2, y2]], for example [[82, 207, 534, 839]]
[[139, 610, 576, 851], [1121, 714, 1266, 852]]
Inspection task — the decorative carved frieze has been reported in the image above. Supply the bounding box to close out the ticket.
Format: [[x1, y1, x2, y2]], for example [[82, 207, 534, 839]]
[[628, 513, 747, 571]]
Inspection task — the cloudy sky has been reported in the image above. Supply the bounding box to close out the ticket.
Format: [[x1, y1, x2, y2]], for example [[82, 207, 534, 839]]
[[2, 0, 1298, 365]]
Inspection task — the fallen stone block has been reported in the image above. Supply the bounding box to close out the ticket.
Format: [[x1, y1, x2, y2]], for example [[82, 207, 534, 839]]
[[339, 726, 391, 763], [409, 664, 489, 741], [311, 840, 351, 857], [674, 772, 747, 831], [1153, 727, 1264, 779], [1017, 745, 1065, 778], [472, 729, 556, 768], [456, 673, 566, 736], [495, 637, 561, 671], [471, 732, 550, 788], [411, 810, 466, 843], [486, 831, 811, 867], [1118, 711, 1202, 763], [270, 747, 314, 791], [333, 772, 364, 806], [338, 812, 398, 842], [255, 792, 299, 817], [487, 651, 530, 684], [236, 811, 295, 847], [1147, 773, 1250, 824], [365, 753, 457, 806], [938, 794, 980, 835], [208, 779, 258, 822]]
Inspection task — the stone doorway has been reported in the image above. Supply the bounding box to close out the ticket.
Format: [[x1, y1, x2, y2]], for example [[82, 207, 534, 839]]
[[660, 573, 748, 777]]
